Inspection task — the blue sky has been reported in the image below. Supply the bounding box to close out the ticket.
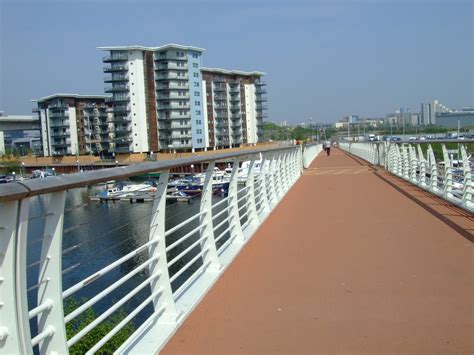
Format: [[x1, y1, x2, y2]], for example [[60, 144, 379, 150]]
[[0, 0, 472, 123]]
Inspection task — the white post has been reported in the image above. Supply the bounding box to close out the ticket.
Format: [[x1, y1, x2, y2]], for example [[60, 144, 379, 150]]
[[227, 158, 245, 244], [460, 145, 473, 209], [257, 154, 270, 214], [266, 154, 277, 209], [442, 144, 453, 199], [37, 191, 69, 354], [245, 156, 259, 228], [0, 200, 33, 355], [409, 145, 418, 183], [273, 152, 284, 200], [199, 161, 222, 271], [417, 144, 427, 188], [148, 169, 178, 323], [428, 145, 439, 194]]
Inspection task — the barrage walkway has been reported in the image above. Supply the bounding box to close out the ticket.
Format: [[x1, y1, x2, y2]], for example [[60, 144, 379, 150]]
[[163, 148, 473, 354]]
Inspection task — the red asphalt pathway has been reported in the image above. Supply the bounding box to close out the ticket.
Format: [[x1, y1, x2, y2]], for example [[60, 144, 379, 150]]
[[162, 148, 473, 354]]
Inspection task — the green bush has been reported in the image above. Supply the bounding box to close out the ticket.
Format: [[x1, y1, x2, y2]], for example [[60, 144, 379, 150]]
[[64, 298, 135, 354]]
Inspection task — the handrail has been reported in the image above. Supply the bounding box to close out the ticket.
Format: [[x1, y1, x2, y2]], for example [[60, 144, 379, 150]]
[[0, 145, 294, 203], [0, 143, 324, 355], [340, 141, 473, 212]]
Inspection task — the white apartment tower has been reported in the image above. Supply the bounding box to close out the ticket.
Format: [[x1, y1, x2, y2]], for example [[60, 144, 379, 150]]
[[99, 44, 206, 153], [201, 68, 267, 148], [33, 94, 112, 156]]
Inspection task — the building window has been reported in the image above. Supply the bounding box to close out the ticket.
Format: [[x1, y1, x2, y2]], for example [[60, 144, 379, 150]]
[[195, 110, 201, 115], [192, 53, 198, 59], [197, 138, 202, 143], [194, 82, 199, 87], [196, 119, 202, 124], [193, 63, 198, 68], [195, 101, 201, 106], [193, 72, 199, 78], [194, 91, 200, 97], [197, 129, 202, 134]]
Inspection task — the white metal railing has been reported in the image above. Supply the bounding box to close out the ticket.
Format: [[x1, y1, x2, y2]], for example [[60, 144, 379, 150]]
[[340, 142, 473, 212], [0, 143, 321, 354]]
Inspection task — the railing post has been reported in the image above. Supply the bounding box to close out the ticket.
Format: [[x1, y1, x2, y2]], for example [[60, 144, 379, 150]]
[[227, 157, 245, 244], [36, 191, 68, 354], [409, 145, 418, 184], [266, 154, 277, 209], [199, 161, 222, 271], [257, 154, 270, 214], [0, 199, 33, 355], [428, 145, 439, 194], [281, 151, 290, 193], [148, 169, 178, 323], [417, 144, 427, 188], [460, 144, 473, 209], [273, 152, 283, 200], [245, 156, 260, 228], [442, 144, 454, 199]]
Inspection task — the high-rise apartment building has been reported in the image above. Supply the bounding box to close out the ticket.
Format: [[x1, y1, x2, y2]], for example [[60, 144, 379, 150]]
[[33, 94, 112, 156], [421, 100, 452, 125], [99, 44, 206, 153], [201, 68, 266, 148]]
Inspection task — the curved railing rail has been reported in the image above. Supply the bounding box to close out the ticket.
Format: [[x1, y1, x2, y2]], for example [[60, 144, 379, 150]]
[[340, 142, 473, 212], [0, 144, 321, 354]]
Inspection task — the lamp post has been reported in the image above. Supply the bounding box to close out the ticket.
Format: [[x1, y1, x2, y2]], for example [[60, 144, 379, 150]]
[[309, 117, 313, 141]]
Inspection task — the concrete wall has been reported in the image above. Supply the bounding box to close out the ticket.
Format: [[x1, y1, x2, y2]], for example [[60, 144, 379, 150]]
[[128, 50, 149, 153], [244, 84, 258, 144]]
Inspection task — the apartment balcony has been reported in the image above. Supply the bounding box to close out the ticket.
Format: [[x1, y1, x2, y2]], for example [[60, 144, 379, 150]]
[[109, 94, 130, 102], [105, 85, 129, 93], [229, 96, 240, 102], [103, 65, 128, 73], [214, 95, 227, 102], [156, 83, 189, 91], [169, 122, 192, 129], [231, 122, 242, 129], [156, 94, 190, 100], [155, 73, 189, 81], [255, 80, 267, 86], [104, 75, 128, 83], [48, 103, 69, 109], [213, 84, 226, 92], [215, 121, 229, 129], [112, 105, 130, 113], [229, 86, 240, 94], [154, 53, 188, 62], [49, 121, 70, 128], [256, 95, 267, 102], [170, 132, 192, 139], [102, 54, 128, 62], [158, 104, 190, 111], [256, 104, 268, 111], [256, 87, 267, 94], [51, 141, 71, 147], [213, 77, 225, 83], [163, 114, 192, 120], [256, 112, 268, 118], [155, 63, 189, 71], [49, 112, 69, 119], [214, 105, 228, 111], [50, 131, 70, 138]]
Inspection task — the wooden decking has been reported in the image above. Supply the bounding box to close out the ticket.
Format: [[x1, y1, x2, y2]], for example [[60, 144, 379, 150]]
[[162, 148, 473, 354]]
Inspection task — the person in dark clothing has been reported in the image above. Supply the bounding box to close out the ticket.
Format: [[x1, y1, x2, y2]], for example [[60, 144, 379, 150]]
[[324, 140, 331, 156]]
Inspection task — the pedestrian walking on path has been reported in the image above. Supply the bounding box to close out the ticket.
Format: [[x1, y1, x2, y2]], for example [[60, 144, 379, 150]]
[[323, 140, 331, 156]]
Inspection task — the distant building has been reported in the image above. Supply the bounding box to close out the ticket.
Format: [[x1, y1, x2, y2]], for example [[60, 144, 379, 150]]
[[201, 68, 266, 148], [0, 113, 41, 154], [411, 113, 422, 125], [421, 99, 452, 125], [32, 94, 112, 156], [0, 131, 4, 155], [436, 109, 474, 128], [395, 107, 412, 126]]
